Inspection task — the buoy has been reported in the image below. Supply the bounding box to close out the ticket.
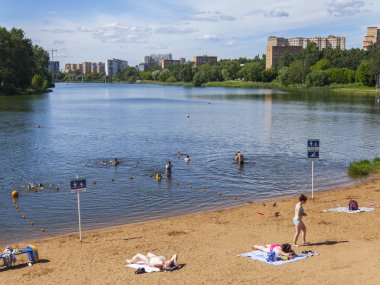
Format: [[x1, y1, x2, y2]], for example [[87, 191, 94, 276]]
[[12, 190, 19, 198]]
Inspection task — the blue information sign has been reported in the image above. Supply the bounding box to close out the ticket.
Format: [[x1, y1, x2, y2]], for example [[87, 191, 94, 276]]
[[70, 178, 87, 192], [307, 139, 320, 148], [308, 151, 319, 159]]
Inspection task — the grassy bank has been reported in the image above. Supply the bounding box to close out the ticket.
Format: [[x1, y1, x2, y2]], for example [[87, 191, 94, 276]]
[[331, 84, 379, 95], [202, 81, 283, 89], [348, 157, 380, 176]]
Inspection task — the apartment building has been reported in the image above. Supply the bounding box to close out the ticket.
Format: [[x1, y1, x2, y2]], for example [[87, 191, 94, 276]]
[[48, 61, 60, 74], [106, 59, 128, 77], [64, 62, 105, 74], [266, 35, 345, 69], [363, 27, 380, 50], [161, 59, 181, 69], [193, 55, 217, 67]]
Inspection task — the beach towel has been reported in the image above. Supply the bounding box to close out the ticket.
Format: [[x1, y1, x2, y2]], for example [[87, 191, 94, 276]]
[[322, 207, 374, 213], [239, 250, 308, 266], [126, 262, 181, 273]]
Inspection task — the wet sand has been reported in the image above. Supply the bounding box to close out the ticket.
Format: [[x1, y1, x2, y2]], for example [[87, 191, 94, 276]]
[[1, 173, 380, 285]]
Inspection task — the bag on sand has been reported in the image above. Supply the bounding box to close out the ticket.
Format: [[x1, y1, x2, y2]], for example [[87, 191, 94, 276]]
[[348, 200, 359, 211]]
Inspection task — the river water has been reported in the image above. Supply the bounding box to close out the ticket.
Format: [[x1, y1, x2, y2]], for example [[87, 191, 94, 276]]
[[0, 84, 379, 243]]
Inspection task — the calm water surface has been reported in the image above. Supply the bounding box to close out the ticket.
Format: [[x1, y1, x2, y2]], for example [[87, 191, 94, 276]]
[[1, 84, 379, 243]]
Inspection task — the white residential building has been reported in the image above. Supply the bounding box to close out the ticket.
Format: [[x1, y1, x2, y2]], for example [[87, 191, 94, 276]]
[[106, 59, 129, 77]]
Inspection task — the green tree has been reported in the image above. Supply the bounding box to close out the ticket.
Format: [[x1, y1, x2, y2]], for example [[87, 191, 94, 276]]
[[261, 68, 278, 82], [311, 59, 330, 71], [306, 70, 330, 87], [287, 60, 309, 84], [356, 60, 376, 86], [238, 62, 263, 81]]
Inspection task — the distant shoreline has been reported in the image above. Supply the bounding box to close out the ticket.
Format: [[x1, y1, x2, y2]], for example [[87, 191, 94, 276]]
[[54, 80, 380, 96]]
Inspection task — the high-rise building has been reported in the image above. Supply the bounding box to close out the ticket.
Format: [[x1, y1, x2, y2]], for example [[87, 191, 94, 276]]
[[82, 62, 92, 74], [193, 55, 217, 67], [106, 59, 129, 77], [266, 46, 303, 70], [48, 61, 60, 74], [363, 27, 380, 50], [266, 35, 345, 69], [161, 59, 181, 69]]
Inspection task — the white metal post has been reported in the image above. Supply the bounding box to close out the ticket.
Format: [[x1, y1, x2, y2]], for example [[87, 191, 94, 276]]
[[311, 160, 314, 201], [77, 192, 82, 242]]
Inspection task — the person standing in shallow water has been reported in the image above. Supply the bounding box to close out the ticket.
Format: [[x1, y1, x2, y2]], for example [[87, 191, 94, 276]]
[[293, 194, 309, 247], [166, 161, 172, 173]]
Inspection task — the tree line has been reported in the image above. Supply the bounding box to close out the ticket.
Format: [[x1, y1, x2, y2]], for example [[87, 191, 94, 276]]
[[111, 43, 380, 88], [0, 26, 51, 95]]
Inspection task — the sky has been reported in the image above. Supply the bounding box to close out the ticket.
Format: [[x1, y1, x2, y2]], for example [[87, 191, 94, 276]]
[[0, 0, 379, 67]]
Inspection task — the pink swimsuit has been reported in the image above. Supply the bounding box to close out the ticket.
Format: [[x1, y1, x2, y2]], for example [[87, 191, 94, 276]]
[[269, 244, 281, 253]]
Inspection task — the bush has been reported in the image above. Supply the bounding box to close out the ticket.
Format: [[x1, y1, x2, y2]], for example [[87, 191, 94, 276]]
[[348, 157, 380, 176], [306, 70, 330, 87], [0, 83, 18, 94]]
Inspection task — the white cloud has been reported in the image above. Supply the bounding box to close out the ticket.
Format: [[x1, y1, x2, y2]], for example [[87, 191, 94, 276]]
[[196, 34, 221, 41], [155, 26, 198, 34], [89, 22, 152, 43], [187, 11, 236, 22], [327, 0, 367, 17], [264, 7, 290, 17]]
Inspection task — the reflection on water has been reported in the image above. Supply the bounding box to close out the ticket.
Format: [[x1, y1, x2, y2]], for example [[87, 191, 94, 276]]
[[0, 84, 379, 243]]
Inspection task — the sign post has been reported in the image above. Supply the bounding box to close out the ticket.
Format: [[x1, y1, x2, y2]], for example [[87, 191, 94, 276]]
[[307, 139, 320, 201], [70, 177, 87, 242]]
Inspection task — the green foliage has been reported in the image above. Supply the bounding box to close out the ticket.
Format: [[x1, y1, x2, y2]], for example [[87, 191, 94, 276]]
[[158, 69, 171, 82], [348, 157, 380, 176], [238, 62, 263, 81], [31, 74, 48, 90], [261, 68, 278, 82], [311, 59, 330, 71], [0, 26, 50, 94], [287, 60, 309, 84], [277, 67, 290, 86], [306, 70, 330, 87], [356, 60, 376, 86], [327, 68, 356, 84]]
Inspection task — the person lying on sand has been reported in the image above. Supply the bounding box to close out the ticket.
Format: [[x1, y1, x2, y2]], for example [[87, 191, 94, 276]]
[[126, 252, 178, 270], [253, 243, 295, 258]]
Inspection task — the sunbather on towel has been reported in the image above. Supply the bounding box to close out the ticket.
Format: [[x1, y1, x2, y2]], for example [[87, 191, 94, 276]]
[[253, 243, 295, 258], [126, 252, 178, 270]]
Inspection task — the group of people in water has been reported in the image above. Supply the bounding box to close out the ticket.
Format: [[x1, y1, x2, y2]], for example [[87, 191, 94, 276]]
[[126, 194, 309, 269]]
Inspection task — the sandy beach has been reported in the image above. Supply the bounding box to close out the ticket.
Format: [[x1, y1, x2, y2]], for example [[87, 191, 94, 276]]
[[1, 173, 380, 285]]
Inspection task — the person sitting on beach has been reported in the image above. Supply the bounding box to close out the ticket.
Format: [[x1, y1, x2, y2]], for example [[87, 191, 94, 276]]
[[111, 158, 120, 166], [166, 161, 172, 172], [293, 194, 309, 247], [253, 243, 295, 258], [127, 252, 178, 270], [184, 154, 190, 163]]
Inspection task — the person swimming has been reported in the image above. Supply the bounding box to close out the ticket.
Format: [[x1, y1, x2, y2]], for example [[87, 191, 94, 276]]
[[111, 158, 120, 166], [184, 154, 190, 163]]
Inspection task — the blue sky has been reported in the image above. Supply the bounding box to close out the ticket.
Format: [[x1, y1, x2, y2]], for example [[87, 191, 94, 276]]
[[0, 0, 379, 67]]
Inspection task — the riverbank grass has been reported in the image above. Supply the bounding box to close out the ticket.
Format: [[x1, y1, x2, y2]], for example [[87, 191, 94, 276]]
[[348, 157, 380, 176]]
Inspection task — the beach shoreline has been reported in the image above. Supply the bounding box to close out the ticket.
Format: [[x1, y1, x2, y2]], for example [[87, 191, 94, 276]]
[[1, 173, 380, 284]]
